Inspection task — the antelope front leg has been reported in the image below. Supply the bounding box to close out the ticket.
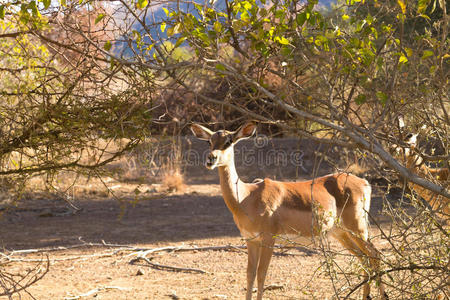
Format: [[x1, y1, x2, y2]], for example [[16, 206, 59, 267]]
[[256, 238, 275, 300], [246, 241, 260, 300]]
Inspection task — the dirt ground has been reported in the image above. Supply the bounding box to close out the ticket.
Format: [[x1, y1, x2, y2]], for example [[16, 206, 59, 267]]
[[0, 180, 393, 300]]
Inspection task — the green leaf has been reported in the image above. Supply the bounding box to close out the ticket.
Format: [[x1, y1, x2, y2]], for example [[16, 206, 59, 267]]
[[215, 63, 226, 71], [429, 65, 436, 73], [342, 14, 350, 21], [254, 41, 268, 56], [60, 0, 66, 6], [242, 1, 252, 10], [168, 24, 182, 37], [418, 13, 430, 20], [274, 9, 285, 19], [42, 0, 51, 9], [174, 36, 187, 48], [214, 21, 222, 33], [275, 36, 290, 45], [355, 94, 366, 105], [405, 48, 413, 57], [162, 7, 169, 16], [137, 0, 148, 9], [396, 13, 405, 22], [198, 32, 210, 45], [95, 13, 105, 24], [308, 13, 316, 25], [232, 20, 244, 32], [167, 27, 174, 37], [399, 54, 408, 63], [0, 5, 5, 19], [259, 7, 267, 17], [240, 10, 250, 22], [104, 40, 112, 51], [421, 50, 433, 59], [169, 23, 181, 36], [11, 159, 18, 168], [376, 91, 388, 105], [397, 0, 406, 14], [281, 45, 291, 56], [417, 0, 431, 13], [296, 12, 307, 26], [28, 1, 40, 17], [160, 22, 166, 33], [133, 30, 142, 46], [430, 0, 437, 13]]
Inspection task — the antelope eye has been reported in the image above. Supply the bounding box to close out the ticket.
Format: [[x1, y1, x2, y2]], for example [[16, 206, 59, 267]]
[[223, 138, 232, 148]]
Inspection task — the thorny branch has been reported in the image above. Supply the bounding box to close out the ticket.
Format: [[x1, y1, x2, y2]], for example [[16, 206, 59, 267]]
[[0, 255, 49, 299]]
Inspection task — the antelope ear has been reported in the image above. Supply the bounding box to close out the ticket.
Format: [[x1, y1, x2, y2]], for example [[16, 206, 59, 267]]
[[233, 122, 256, 142], [190, 123, 213, 141]]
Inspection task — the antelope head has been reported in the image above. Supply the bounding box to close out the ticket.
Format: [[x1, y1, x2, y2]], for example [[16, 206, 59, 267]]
[[190, 122, 256, 169]]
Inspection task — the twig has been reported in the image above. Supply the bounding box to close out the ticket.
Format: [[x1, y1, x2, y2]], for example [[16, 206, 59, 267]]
[[4, 238, 142, 256], [0, 254, 50, 297], [1, 250, 123, 263], [264, 284, 284, 291], [127, 244, 247, 258], [130, 256, 206, 274], [344, 265, 449, 299], [64, 286, 131, 300]]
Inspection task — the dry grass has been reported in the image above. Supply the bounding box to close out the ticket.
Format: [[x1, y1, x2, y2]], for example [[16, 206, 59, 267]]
[[0, 137, 190, 212], [161, 165, 186, 193], [105, 155, 153, 183], [160, 138, 187, 193]]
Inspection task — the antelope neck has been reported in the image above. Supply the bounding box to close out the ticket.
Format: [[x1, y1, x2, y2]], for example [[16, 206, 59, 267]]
[[217, 153, 246, 213]]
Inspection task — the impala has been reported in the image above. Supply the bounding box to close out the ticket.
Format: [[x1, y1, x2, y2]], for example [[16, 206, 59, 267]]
[[394, 133, 449, 220], [191, 122, 387, 300]]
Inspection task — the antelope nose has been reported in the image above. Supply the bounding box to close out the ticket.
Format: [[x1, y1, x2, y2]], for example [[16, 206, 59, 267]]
[[206, 153, 217, 166]]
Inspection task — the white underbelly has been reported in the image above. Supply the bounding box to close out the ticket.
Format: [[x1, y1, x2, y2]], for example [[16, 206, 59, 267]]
[[240, 230, 313, 246], [240, 230, 262, 241], [275, 233, 313, 246]]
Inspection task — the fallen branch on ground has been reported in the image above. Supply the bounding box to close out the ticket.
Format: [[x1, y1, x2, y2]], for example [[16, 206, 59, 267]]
[[1, 250, 123, 263], [264, 284, 285, 291], [127, 244, 247, 259], [130, 256, 206, 274], [127, 244, 317, 259], [64, 286, 131, 300], [5, 238, 139, 255]]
